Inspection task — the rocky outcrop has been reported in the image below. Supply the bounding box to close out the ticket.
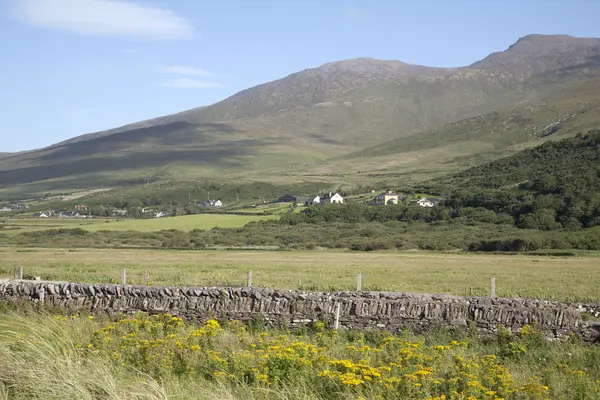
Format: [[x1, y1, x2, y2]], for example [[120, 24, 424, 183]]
[[0, 280, 598, 342]]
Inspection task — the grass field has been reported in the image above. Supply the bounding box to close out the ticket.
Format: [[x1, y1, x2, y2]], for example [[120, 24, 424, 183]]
[[2, 248, 599, 303], [0, 214, 278, 235]]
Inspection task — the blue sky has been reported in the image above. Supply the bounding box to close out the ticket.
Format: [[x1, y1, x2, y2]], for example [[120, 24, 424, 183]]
[[1, 0, 600, 152]]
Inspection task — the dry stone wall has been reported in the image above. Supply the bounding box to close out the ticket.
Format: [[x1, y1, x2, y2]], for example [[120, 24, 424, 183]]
[[0, 280, 598, 342]]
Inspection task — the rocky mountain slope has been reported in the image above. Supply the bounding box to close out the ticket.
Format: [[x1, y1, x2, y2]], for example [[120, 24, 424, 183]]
[[2, 34, 600, 195]]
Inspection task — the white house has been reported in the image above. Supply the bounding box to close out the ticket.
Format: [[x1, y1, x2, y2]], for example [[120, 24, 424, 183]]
[[0, 207, 11, 212], [416, 197, 441, 207], [319, 192, 344, 204], [307, 195, 321, 205], [374, 192, 398, 205], [202, 199, 222, 208], [32, 212, 50, 218], [154, 211, 170, 218]]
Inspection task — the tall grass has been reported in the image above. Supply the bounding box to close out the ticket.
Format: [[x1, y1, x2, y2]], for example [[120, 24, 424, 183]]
[[0, 306, 598, 400]]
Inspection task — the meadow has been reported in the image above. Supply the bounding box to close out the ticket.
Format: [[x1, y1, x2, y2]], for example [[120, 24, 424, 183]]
[[2, 248, 599, 303], [0, 213, 278, 235], [0, 306, 599, 400]]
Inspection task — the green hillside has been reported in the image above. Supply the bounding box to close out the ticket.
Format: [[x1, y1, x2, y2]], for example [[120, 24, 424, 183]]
[[430, 130, 600, 232], [3, 34, 600, 199], [439, 129, 600, 190]]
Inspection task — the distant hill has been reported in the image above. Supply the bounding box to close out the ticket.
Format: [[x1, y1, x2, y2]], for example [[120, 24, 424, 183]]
[[3, 34, 600, 197]]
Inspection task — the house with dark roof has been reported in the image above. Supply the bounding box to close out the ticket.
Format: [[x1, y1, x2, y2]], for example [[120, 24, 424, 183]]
[[277, 195, 297, 203], [319, 192, 344, 204]]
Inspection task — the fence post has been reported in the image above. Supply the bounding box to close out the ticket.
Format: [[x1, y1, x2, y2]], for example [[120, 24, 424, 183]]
[[121, 268, 127, 285], [490, 277, 496, 298], [334, 303, 341, 330], [356, 273, 362, 291], [143, 272, 149, 286], [247, 270, 253, 288], [469, 286, 473, 296], [17, 266, 23, 280]]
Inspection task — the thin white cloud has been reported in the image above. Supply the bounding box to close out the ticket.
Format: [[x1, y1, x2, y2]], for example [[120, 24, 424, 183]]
[[161, 78, 222, 89], [10, 0, 194, 40], [158, 65, 215, 77], [343, 6, 373, 25]]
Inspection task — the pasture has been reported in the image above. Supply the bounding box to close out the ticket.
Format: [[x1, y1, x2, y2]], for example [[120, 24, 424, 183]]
[[0, 213, 278, 235], [1, 248, 599, 303]]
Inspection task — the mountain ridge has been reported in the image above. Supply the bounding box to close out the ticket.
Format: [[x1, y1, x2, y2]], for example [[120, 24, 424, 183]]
[[3, 34, 600, 197]]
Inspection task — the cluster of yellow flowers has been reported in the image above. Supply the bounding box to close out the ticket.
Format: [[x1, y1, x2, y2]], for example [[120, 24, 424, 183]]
[[64, 314, 577, 399]]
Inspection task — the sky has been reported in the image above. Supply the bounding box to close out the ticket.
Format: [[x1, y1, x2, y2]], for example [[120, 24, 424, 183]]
[[1, 0, 600, 152]]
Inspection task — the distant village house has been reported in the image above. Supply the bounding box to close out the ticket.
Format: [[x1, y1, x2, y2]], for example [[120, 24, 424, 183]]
[[202, 199, 223, 208], [319, 192, 344, 204], [416, 197, 441, 207], [374, 191, 406, 205], [277, 195, 297, 203], [32, 212, 51, 218], [0, 207, 12, 212], [59, 211, 80, 218]]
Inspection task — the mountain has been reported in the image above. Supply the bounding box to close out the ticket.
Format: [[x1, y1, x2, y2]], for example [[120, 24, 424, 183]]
[[350, 76, 600, 159], [3, 34, 600, 197], [470, 34, 600, 78]]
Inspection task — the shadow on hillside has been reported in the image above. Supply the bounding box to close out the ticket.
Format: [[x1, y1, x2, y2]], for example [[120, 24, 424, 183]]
[[39, 121, 243, 161], [0, 145, 259, 186]]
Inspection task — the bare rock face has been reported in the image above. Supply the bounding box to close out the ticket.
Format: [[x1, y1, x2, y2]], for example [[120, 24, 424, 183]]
[[1, 280, 598, 342]]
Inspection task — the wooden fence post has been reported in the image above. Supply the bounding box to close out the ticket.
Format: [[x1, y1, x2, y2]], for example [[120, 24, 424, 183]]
[[17, 266, 23, 280], [490, 277, 496, 298], [247, 270, 253, 288], [143, 272, 149, 286], [121, 268, 127, 285], [356, 273, 362, 291], [334, 303, 341, 330]]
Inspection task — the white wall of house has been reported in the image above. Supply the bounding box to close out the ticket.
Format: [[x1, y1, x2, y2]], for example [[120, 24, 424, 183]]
[[417, 198, 435, 207], [329, 193, 344, 203]]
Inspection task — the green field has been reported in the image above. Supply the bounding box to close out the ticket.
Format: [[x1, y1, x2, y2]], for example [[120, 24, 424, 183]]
[[2, 248, 599, 303], [0, 214, 278, 235]]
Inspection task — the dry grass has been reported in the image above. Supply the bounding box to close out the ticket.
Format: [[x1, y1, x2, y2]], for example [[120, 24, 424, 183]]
[[1, 248, 599, 303]]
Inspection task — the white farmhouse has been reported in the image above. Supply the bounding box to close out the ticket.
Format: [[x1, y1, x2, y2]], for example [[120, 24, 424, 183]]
[[319, 192, 344, 204]]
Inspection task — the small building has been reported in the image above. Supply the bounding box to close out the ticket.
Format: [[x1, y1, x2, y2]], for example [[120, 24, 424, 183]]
[[154, 211, 170, 218], [112, 209, 128, 217], [416, 197, 441, 207], [0, 207, 12, 212], [202, 199, 223, 208], [74, 204, 88, 211], [374, 191, 405, 205], [307, 195, 321, 205], [32, 212, 50, 218], [319, 192, 344, 204], [59, 211, 80, 218], [277, 195, 297, 203]]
